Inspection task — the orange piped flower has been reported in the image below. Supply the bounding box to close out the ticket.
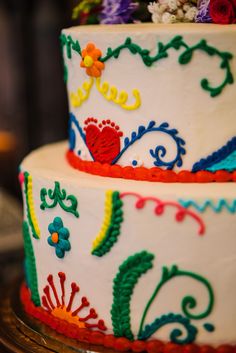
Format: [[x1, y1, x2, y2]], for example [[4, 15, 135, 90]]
[[80, 43, 105, 77]]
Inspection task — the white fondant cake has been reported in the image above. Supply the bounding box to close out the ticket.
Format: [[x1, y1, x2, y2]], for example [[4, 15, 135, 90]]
[[20, 23, 236, 352], [20, 142, 236, 347], [62, 24, 236, 174]]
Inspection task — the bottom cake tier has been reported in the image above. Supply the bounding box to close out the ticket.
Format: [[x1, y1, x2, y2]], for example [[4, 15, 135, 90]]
[[20, 141, 236, 350]]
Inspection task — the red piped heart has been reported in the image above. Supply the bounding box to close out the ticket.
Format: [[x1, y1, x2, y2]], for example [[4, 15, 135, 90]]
[[84, 118, 123, 164]]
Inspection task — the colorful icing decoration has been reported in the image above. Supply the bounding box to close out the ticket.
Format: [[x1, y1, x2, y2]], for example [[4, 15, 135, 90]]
[[80, 43, 105, 77], [111, 251, 154, 340], [138, 264, 214, 342], [60, 34, 81, 59], [21, 281, 234, 353], [192, 137, 236, 172], [70, 77, 141, 111], [22, 221, 40, 306], [91, 191, 204, 258], [47, 217, 71, 259], [84, 118, 123, 164], [179, 199, 236, 213], [69, 114, 186, 170], [42, 272, 107, 331], [95, 78, 141, 110], [24, 172, 40, 239], [67, 149, 236, 182], [70, 77, 94, 108], [62, 34, 234, 97], [120, 192, 205, 235], [111, 251, 214, 344], [91, 191, 123, 257], [101, 36, 234, 97], [40, 181, 79, 218], [113, 121, 186, 169]]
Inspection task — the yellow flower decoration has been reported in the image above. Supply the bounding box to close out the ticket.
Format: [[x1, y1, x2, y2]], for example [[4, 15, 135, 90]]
[[80, 43, 105, 77]]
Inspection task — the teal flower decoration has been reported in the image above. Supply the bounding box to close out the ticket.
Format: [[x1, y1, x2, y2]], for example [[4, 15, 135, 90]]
[[47, 217, 71, 258]]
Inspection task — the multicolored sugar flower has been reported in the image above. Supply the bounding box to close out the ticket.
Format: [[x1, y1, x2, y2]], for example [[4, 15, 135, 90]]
[[80, 43, 105, 77], [48, 217, 71, 258]]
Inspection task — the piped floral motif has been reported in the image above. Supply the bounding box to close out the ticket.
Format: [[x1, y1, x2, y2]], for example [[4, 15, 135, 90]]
[[42, 272, 107, 331], [48, 217, 71, 259], [69, 114, 186, 170], [61, 34, 234, 99], [80, 43, 105, 77], [84, 118, 123, 164]]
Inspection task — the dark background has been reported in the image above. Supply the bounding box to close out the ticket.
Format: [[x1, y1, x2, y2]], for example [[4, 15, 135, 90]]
[[0, 0, 76, 286], [0, 0, 75, 197]]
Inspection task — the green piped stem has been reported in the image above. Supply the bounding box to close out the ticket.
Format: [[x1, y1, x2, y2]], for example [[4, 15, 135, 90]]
[[23, 221, 40, 306]]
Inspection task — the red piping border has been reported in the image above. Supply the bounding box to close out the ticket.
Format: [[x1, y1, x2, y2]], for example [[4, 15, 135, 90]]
[[21, 284, 235, 353], [66, 150, 236, 183]]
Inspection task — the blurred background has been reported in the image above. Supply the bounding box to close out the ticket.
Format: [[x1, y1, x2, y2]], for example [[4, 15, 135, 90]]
[[0, 0, 75, 286]]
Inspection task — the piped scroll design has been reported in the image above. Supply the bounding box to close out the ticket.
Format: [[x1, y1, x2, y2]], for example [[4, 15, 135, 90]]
[[70, 77, 141, 111], [69, 113, 186, 170], [111, 251, 214, 344], [61, 34, 234, 98], [91, 191, 205, 258], [40, 181, 79, 218]]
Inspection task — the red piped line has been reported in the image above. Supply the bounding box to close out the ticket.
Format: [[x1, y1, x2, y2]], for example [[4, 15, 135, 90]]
[[42, 295, 51, 312], [66, 150, 236, 183], [66, 283, 79, 312], [47, 275, 60, 307], [21, 283, 236, 353], [72, 297, 89, 316], [79, 308, 97, 322], [43, 285, 55, 310], [120, 192, 205, 235], [58, 272, 66, 306]]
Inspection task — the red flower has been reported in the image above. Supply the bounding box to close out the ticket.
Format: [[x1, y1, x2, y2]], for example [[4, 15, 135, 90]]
[[209, 0, 236, 24]]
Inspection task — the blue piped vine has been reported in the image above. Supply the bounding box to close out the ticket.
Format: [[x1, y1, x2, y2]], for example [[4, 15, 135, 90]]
[[69, 113, 186, 170], [192, 136, 236, 172], [113, 121, 186, 169], [179, 199, 236, 213]]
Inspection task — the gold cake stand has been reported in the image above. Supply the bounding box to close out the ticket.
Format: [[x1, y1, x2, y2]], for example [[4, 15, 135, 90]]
[[0, 278, 116, 353]]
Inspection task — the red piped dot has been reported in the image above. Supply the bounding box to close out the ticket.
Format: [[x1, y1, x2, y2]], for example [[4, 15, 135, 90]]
[[131, 340, 146, 352], [103, 334, 116, 348], [146, 340, 164, 353], [114, 337, 131, 352], [218, 345, 234, 353], [199, 345, 216, 353], [89, 331, 105, 345]]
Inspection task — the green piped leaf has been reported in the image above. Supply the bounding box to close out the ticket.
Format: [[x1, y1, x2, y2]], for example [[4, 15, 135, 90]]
[[23, 221, 41, 306], [111, 251, 154, 340], [92, 191, 123, 257]]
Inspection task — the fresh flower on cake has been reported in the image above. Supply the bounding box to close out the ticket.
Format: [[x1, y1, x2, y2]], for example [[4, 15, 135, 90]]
[[72, 0, 236, 24]]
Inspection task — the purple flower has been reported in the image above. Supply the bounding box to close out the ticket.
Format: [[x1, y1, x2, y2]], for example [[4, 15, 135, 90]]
[[100, 0, 138, 24], [196, 0, 213, 22]]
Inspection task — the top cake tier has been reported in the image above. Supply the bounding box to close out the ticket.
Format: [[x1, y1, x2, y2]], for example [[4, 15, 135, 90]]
[[62, 24, 236, 182]]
